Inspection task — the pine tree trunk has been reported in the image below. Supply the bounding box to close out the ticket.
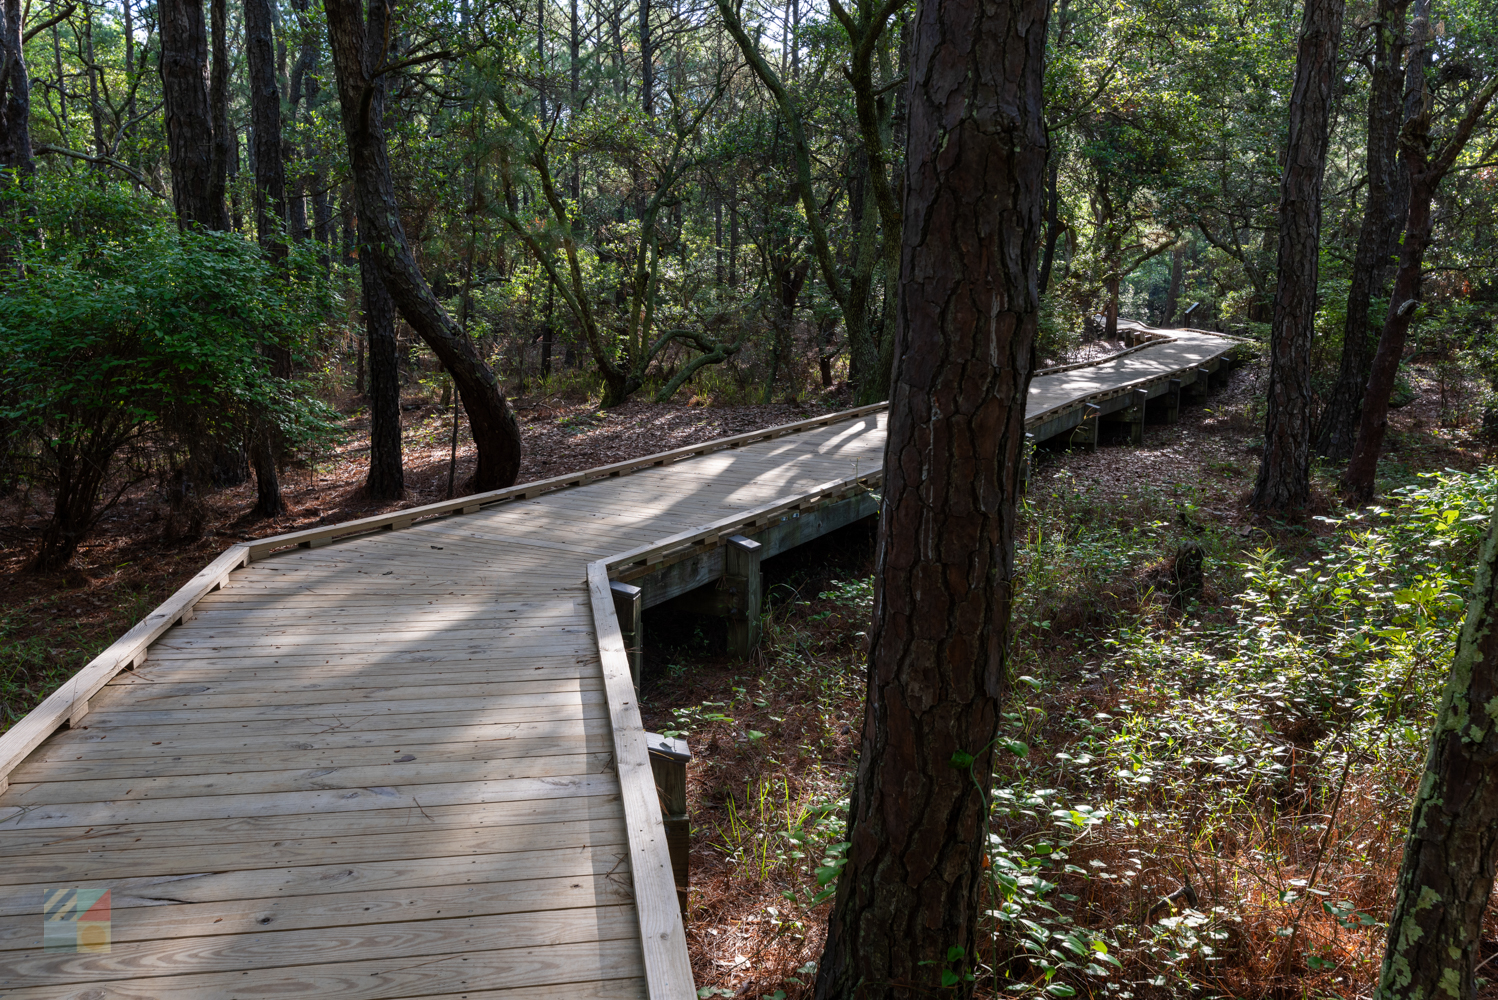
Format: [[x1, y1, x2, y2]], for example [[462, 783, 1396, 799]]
[[0, 0, 32, 176], [1250, 0, 1344, 511], [1376, 506, 1498, 999], [245, 0, 287, 260], [1315, 0, 1407, 459], [208, 0, 229, 215], [325, 0, 523, 491], [160, 0, 227, 229], [361, 235, 403, 501], [814, 0, 1047, 992]]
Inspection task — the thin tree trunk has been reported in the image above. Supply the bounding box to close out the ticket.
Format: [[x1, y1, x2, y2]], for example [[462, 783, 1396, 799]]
[[1375, 505, 1498, 999], [122, 0, 136, 157], [1037, 155, 1063, 294], [83, 7, 105, 163], [639, 0, 652, 117], [159, 0, 227, 228], [0, 0, 33, 176], [209, 0, 229, 212], [1315, 0, 1409, 459], [1164, 243, 1184, 322], [361, 231, 403, 500], [1342, 5, 1498, 501], [1251, 0, 1344, 511], [815, 0, 1048, 993], [325, 0, 523, 491]]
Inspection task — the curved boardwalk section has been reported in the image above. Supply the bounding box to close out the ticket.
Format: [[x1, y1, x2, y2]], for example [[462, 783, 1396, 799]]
[[0, 413, 888, 1000], [0, 322, 1238, 999]]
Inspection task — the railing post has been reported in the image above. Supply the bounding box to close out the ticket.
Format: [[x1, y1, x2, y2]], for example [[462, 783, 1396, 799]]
[[725, 535, 762, 659], [610, 581, 643, 692], [646, 731, 692, 917]]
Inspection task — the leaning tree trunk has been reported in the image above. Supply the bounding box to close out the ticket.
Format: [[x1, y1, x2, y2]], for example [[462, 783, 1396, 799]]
[[361, 234, 403, 501], [0, 0, 34, 177], [1342, 5, 1498, 502], [159, 0, 228, 230], [1375, 505, 1498, 999], [814, 0, 1047, 994], [1314, 0, 1407, 459], [324, 0, 522, 490], [1250, 0, 1344, 511]]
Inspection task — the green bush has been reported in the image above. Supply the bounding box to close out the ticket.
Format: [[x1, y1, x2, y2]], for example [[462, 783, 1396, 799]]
[[0, 179, 340, 570]]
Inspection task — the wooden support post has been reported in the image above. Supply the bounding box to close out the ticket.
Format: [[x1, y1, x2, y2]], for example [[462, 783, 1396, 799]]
[[610, 581, 644, 692], [1126, 388, 1148, 446], [1188, 366, 1211, 402], [1166, 378, 1182, 423], [725, 535, 762, 659], [645, 731, 691, 917], [1069, 403, 1101, 450]]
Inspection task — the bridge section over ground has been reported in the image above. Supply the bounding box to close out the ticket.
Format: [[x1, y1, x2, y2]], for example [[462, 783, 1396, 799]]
[[0, 323, 1238, 1000]]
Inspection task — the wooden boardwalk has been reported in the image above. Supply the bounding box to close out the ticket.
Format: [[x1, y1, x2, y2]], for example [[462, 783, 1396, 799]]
[[0, 323, 1237, 999]]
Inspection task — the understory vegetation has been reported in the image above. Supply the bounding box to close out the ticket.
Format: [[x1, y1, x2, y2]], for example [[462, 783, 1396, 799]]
[[648, 414, 1496, 999]]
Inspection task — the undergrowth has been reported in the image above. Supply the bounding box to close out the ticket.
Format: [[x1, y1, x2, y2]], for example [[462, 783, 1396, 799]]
[[664, 467, 1497, 999]]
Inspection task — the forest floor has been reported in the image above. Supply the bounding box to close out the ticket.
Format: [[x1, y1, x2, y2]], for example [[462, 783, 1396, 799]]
[[3, 359, 1493, 1000]]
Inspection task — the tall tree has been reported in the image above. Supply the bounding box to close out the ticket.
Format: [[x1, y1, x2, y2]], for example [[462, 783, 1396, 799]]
[[160, 0, 230, 229], [1342, 2, 1498, 501], [1315, 0, 1409, 459], [0, 0, 33, 176], [814, 0, 1048, 994], [245, 0, 288, 260], [1375, 504, 1498, 999], [1250, 0, 1344, 511], [360, 231, 403, 500], [324, 0, 523, 490]]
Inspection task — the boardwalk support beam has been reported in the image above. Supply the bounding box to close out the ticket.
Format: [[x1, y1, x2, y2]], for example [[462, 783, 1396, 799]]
[[1124, 388, 1149, 446], [610, 581, 644, 690], [1189, 367, 1211, 402], [1069, 403, 1101, 450], [1166, 378, 1182, 423], [646, 731, 692, 917], [725, 536, 762, 659]]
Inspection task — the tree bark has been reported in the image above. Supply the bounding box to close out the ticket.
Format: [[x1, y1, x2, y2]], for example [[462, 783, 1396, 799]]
[[1341, 3, 1498, 502], [160, 0, 229, 229], [324, 0, 522, 491], [209, 0, 230, 214], [0, 0, 32, 176], [1315, 0, 1408, 459], [1250, 0, 1344, 511], [246, 0, 288, 261], [639, 0, 653, 118], [1037, 156, 1063, 295], [361, 230, 403, 501], [1375, 506, 1498, 999], [814, 0, 1047, 993], [1164, 243, 1184, 323]]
